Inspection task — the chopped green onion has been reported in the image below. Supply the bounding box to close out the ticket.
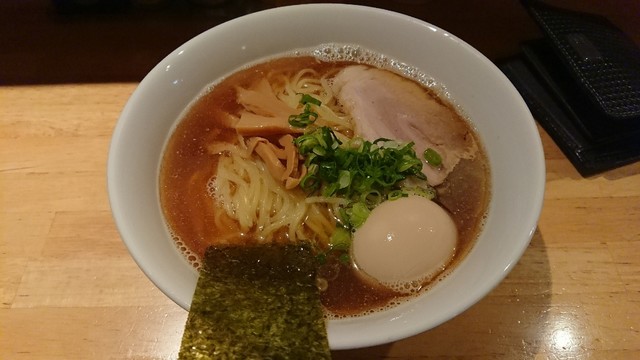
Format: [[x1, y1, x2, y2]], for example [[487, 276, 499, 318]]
[[293, 125, 435, 231], [401, 186, 437, 200], [288, 95, 322, 128], [300, 94, 322, 106], [338, 253, 350, 265], [346, 202, 370, 229], [423, 148, 443, 167], [337, 170, 351, 189], [288, 105, 318, 128], [361, 190, 382, 207], [387, 189, 406, 201], [312, 146, 327, 156], [290, 97, 439, 246], [329, 227, 352, 251]]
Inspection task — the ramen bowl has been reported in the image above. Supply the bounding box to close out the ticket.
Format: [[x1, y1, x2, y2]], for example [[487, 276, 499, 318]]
[[108, 4, 545, 350]]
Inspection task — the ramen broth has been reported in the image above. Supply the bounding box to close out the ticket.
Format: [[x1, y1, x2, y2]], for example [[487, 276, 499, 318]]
[[160, 55, 490, 316]]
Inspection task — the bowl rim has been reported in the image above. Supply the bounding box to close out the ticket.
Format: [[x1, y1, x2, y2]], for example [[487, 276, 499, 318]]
[[108, 3, 546, 350]]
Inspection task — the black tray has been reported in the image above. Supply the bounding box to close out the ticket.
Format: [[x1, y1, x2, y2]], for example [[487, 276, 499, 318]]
[[497, 1, 640, 176]]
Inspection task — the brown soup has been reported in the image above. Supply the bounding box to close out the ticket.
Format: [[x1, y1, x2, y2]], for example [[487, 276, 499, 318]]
[[160, 55, 490, 317]]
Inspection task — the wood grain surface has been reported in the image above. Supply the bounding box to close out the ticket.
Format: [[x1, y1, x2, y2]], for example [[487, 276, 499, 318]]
[[1, 83, 639, 359]]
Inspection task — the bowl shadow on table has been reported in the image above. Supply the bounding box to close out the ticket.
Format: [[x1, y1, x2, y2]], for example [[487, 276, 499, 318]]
[[332, 228, 552, 359]]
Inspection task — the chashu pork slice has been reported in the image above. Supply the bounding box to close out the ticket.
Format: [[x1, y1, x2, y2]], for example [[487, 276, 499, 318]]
[[331, 65, 477, 186]]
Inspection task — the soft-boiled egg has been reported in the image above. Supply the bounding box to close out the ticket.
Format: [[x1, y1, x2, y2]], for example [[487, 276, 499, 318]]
[[352, 195, 457, 289]]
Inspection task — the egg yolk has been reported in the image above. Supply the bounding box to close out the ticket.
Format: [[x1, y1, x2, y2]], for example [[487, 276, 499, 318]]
[[352, 195, 457, 286]]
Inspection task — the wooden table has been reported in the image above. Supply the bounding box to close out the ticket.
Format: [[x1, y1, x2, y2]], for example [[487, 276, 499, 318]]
[[1, 83, 639, 359]]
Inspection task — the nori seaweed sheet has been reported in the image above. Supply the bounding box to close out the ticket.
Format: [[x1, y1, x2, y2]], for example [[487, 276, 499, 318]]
[[178, 243, 331, 359]]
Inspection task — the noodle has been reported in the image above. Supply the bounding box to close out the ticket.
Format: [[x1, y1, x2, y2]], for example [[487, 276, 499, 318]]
[[206, 67, 359, 249], [213, 140, 335, 247]]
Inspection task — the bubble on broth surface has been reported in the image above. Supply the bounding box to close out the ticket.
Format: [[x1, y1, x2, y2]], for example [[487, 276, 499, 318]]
[[310, 43, 443, 92], [172, 231, 202, 270], [320, 259, 459, 320]]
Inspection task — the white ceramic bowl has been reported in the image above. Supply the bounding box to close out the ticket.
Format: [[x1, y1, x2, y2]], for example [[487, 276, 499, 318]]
[[108, 4, 545, 350]]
